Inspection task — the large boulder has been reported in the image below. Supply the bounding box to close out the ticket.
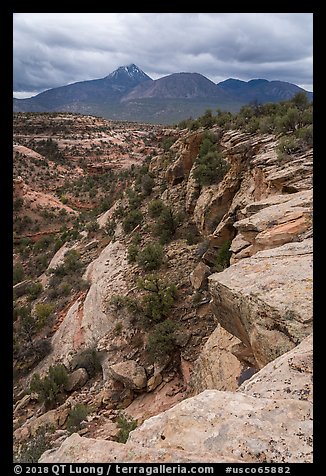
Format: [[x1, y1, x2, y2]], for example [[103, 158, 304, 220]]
[[31, 240, 130, 374], [104, 360, 147, 390], [209, 239, 313, 368], [65, 368, 88, 392], [190, 262, 211, 290], [190, 325, 243, 393]]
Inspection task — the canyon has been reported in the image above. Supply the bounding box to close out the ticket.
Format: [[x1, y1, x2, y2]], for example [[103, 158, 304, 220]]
[[13, 107, 313, 463]]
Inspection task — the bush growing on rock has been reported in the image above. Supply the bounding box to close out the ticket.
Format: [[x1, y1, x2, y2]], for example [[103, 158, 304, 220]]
[[141, 174, 155, 196], [215, 240, 232, 271], [147, 319, 178, 362], [277, 136, 303, 159], [86, 221, 100, 232], [13, 263, 24, 285], [123, 210, 143, 233], [127, 244, 140, 263], [34, 303, 54, 329], [115, 413, 137, 443], [66, 404, 89, 433], [13, 425, 53, 463], [105, 220, 117, 237], [153, 206, 178, 244], [72, 347, 102, 378], [148, 199, 165, 218], [30, 364, 68, 409], [137, 275, 177, 322], [193, 150, 228, 187], [27, 281, 43, 301], [109, 294, 140, 315], [136, 242, 164, 271]]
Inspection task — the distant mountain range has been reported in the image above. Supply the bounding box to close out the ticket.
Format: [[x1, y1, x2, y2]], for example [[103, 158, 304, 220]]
[[13, 64, 313, 124]]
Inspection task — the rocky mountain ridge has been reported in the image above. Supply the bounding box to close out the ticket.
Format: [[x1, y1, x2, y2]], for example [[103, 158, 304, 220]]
[[13, 110, 313, 463], [13, 64, 312, 124]]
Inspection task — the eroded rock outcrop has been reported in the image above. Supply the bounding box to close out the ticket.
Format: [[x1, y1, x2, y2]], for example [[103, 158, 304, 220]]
[[209, 239, 312, 368], [166, 132, 203, 185], [40, 335, 313, 463]]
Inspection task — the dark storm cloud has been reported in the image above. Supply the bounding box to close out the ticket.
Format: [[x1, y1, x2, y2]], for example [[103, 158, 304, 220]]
[[13, 13, 313, 98]]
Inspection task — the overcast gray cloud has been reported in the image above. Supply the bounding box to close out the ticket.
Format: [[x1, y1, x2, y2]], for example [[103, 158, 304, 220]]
[[13, 13, 313, 98]]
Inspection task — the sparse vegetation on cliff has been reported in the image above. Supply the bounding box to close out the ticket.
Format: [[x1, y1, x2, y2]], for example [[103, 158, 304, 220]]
[[178, 93, 313, 152]]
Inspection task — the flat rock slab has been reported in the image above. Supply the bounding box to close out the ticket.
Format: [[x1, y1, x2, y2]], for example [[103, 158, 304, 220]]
[[240, 334, 313, 402], [39, 433, 242, 463], [129, 389, 312, 463]]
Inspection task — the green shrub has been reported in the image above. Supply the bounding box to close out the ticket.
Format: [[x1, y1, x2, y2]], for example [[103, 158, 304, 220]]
[[18, 306, 37, 344], [113, 205, 125, 219], [127, 244, 140, 263], [60, 194, 68, 204], [161, 136, 177, 152], [193, 150, 229, 186], [123, 210, 143, 233], [66, 404, 89, 433], [215, 240, 232, 270], [137, 275, 177, 322], [148, 199, 165, 218], [147, 319, 178, 361], [86, 221, 99, 232], [72, 347, 101, 378], [106, 220, 117, 237], [127, 189, 142, 209], [295, 125, 313, 147], [131, 232, 142, 245], [141, 174, 155, 196], [34, 235, 53, 251], [115, 322, 123, 335], [34, 303, 54, 328], [109, 294, 140, 315], [277, 136, 302, 157], [27, 282, 43, 301], [51, 250, 83, 277], [136, 243, 164, 271], [13, 197, 24, 211], [153, 206, 178, 244], [30, 364, 68, 409], [13, 263, 24, 285], [115, 413, 137, 443]]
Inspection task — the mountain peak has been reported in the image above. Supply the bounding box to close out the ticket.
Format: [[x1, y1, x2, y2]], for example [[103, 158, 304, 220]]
[[106, 64, 152, 82]]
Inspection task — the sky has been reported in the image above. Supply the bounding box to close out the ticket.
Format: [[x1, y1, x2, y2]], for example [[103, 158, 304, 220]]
[[13, 13, 313, 99]]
